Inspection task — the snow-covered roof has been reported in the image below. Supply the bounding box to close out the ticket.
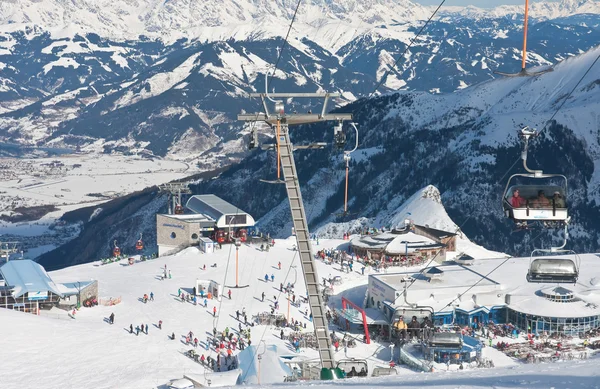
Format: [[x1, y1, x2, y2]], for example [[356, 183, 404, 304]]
[[186, 195, 255, 228], [0, 260, 63, 298], [373, 254, 600, 318], [161, 213, 214, 222], [57, 281, 95, 297], [351, 231, 442, 255]]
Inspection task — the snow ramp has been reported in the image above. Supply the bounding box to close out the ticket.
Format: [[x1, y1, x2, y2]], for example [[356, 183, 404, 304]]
[[237, 344, 291, 384]]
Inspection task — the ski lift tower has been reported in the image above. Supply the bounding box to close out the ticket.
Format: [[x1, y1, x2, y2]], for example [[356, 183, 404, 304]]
[[239, 92, 352, 378], [158, 183, 191, 215], [0, 241, 20, 263]]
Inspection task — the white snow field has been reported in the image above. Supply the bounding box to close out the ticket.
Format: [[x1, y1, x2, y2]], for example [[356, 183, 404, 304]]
[[0, 154, 191, 216], [1, 235, 599, 388]]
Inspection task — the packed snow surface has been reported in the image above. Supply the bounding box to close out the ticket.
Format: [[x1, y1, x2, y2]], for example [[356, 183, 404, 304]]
[[1, 234, 598, 388]]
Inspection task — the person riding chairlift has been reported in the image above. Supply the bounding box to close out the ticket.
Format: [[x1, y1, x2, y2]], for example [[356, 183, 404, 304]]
[[533, 190, 551, 208], [511, 189, 526, 208]]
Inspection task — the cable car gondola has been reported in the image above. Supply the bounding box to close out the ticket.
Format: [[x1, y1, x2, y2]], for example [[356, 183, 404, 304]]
[[237, 228, 248, 243], [526, 226, 579, 284], [502, 127, 569, 229], [174, 204, 184, 214], [113, 240, 121, 257], [136, 233, 144, 251]]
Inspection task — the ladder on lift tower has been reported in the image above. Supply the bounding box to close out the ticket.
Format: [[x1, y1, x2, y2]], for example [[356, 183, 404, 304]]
[[278, 120, 335, 369], [239, 91, 352, 374]]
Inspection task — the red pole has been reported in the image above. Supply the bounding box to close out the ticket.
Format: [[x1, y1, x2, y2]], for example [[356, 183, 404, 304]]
[[521, 0, 530, 71]]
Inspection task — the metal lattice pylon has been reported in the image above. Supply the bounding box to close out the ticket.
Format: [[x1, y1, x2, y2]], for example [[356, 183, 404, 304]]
[[239, 92, 352, 370]]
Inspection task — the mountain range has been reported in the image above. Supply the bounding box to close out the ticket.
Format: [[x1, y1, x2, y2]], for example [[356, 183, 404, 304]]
[[0, 0, 599, 160], [1, 0, 599, 268], [36, 43, 600, 269]]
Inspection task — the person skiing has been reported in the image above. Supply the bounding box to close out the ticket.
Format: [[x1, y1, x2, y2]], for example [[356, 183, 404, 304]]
[[194, 338, 198, 348], [270, 274, 275, 282], [264, 274, 269, 282], [204, 298, 208, 308], [228, 289, 232, 300], [178, 288, 181, 297], [168, 270, 172, 279], [159, 320, 163, 330], [145, 324, 148, 334], [136, 326, 140, 336], [150, 292, 154, 301], [129, 324, 133, 334], [278, 261, 281, 270], [261, 292, 265, 302], [280, 329, 285, 339], [109, 312, 115, 324], [213, 306, 217, 317], [171, 332, 175, 340]]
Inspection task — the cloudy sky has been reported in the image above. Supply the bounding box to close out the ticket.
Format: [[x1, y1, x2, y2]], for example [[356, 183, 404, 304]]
[[415, 0, 559, 6]]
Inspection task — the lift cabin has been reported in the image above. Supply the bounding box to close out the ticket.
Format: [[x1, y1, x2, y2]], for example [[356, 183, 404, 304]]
[[503, 127, 569, 228], [336, 358, 368, 378], [527, 245, 580, 284], [113, 240, 121, 257], [136, 233, 144, 251]]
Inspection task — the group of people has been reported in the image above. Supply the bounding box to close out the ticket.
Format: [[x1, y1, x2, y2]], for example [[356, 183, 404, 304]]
[[393, 315, 434, 342], [510, 188, 565, 208], [130, 322, 150, 336]]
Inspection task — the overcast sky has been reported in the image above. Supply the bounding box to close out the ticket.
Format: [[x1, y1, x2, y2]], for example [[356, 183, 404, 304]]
[[415, 0, 559, 6]]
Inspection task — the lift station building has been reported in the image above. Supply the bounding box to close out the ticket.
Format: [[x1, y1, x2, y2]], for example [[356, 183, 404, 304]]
[[157, 194, 255, 256]]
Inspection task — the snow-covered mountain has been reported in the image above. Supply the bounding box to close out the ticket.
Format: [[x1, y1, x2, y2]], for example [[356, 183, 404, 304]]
[[0, 0, 431, 43], [1, 11, 599, 158], [440, 0, 600, 21], [192, 45, 600, 257]]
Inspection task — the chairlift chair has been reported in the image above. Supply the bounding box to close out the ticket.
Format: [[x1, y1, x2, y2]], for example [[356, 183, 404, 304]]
[[333, 122, 359, 218], [527, 248, 579, 284], [336, 358, 369, 378], [494, 0, 553, 78], [503, 127, 569, 228]]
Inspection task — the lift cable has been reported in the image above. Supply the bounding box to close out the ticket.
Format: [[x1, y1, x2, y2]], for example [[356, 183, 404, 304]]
[[267, 0, 303, 92], [386, 48, 600, 299], [202, 207, 241, 379], [538, 48, 600, 135], [368, 0, 448, 98], [404, 53, 600, 308], [435, 229, 546, 316], [240, 200, 320, 383]]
